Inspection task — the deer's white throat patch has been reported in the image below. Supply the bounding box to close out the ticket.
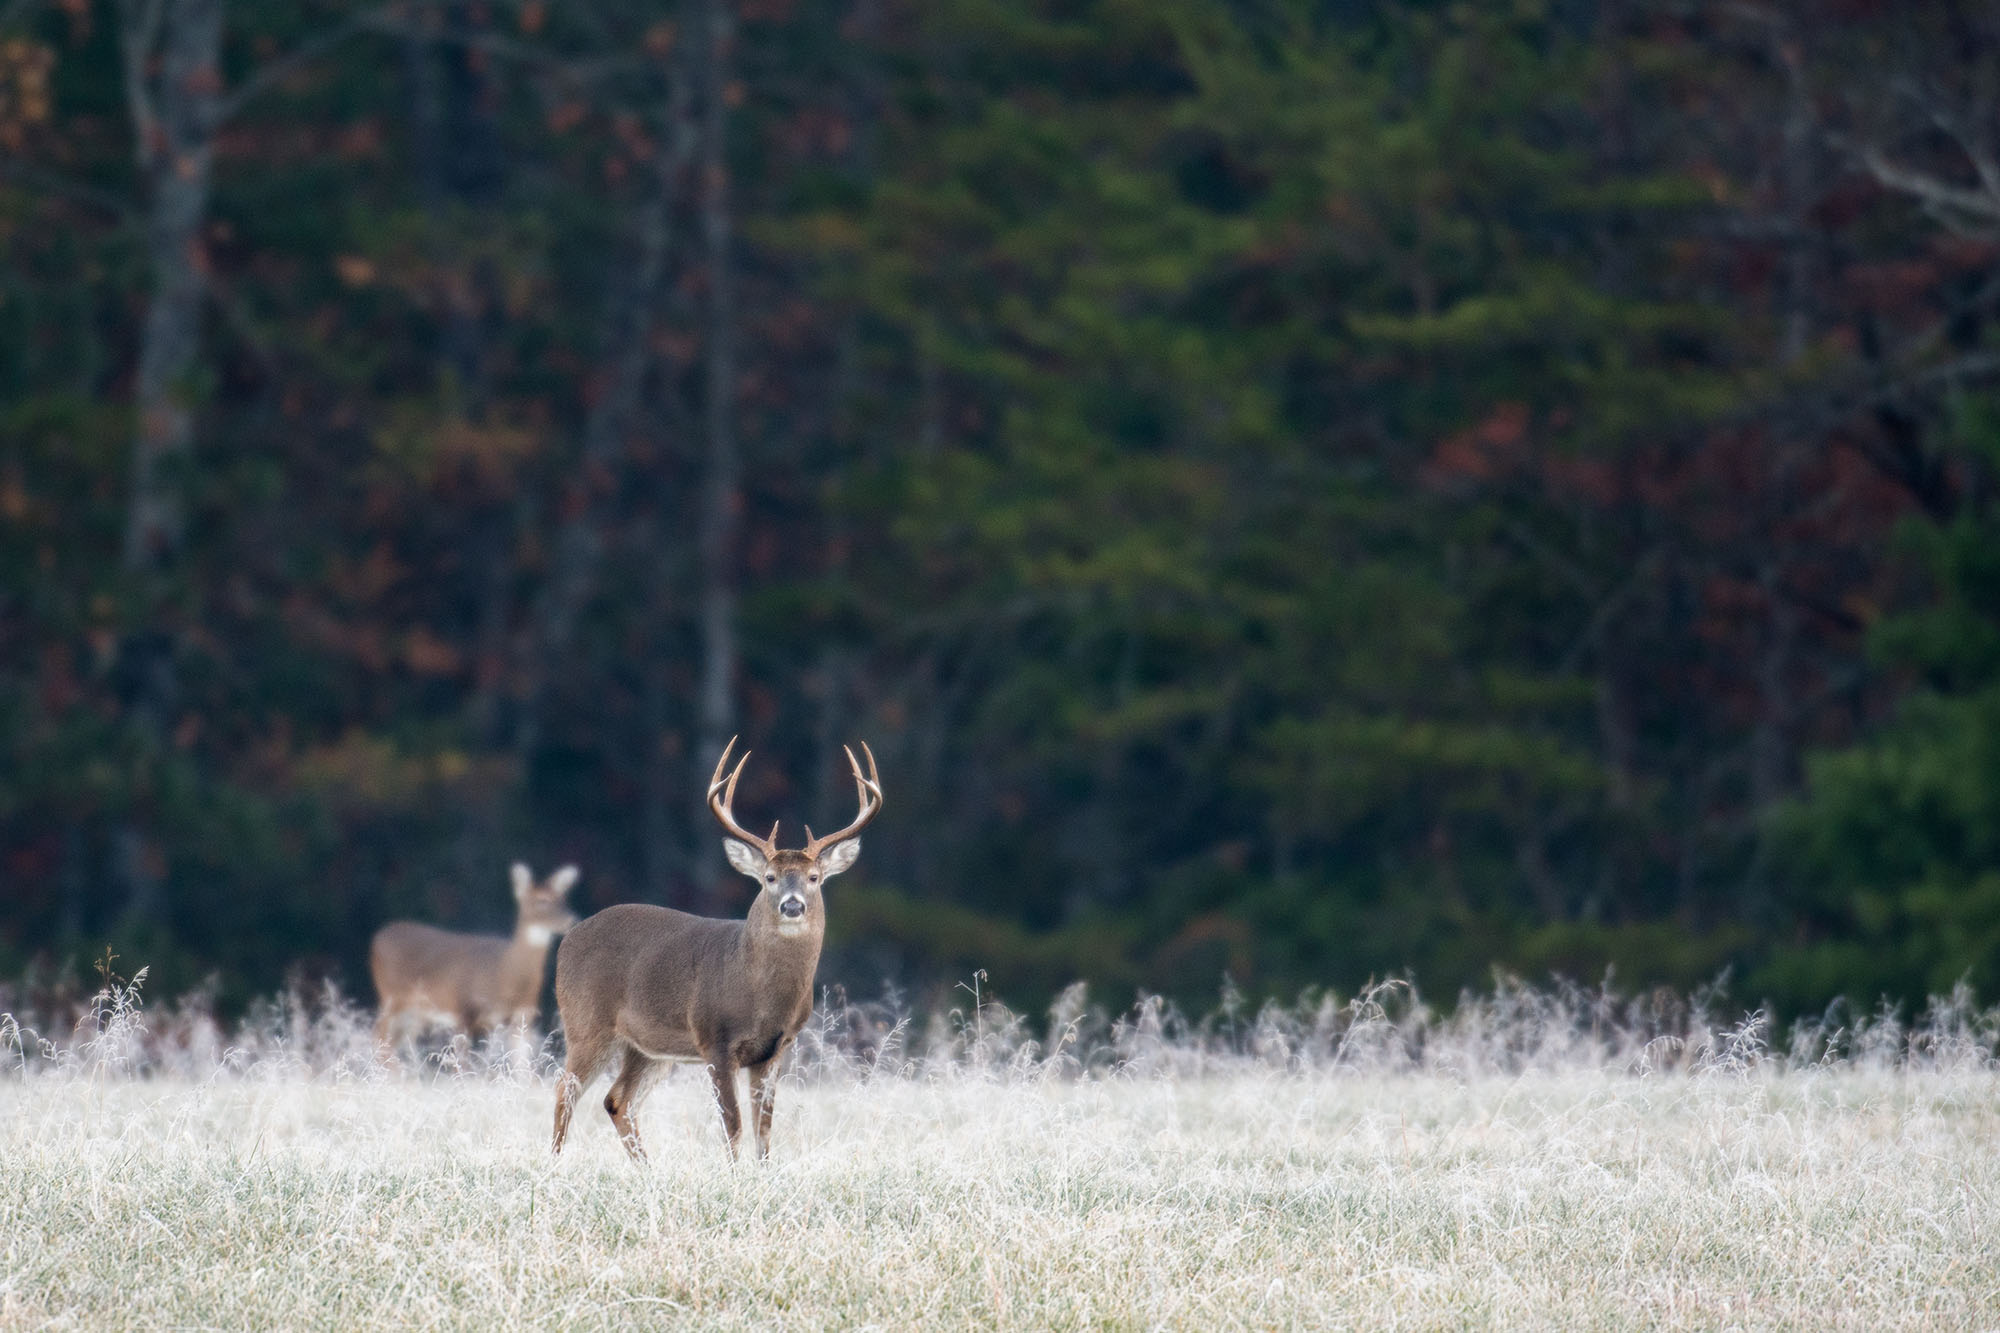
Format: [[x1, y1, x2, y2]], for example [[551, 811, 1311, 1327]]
[[522, 926, 554, 947]]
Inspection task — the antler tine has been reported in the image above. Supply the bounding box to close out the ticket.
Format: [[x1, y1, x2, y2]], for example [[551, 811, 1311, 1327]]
[[803, 740, 884, 857], [706, 738, 778, 856], [707, 736, 742, 798], [853, 741, 882, 800]]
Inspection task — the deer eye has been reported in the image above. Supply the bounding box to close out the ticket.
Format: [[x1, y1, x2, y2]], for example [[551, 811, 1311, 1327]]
[[808, 873, 819, 883], [765, 873, 776, 884]]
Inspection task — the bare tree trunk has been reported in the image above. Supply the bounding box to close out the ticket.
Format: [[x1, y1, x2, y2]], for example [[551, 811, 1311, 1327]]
[[403, 1, 515, 903], [693, 0, 740, 912], [1751, 561, 1800, 812], [121, 0, 222, 573], [641, 362, 700, 901], [1746, 25, 1815, 887], [1595, 672, 1635, 811], [810, 650, 851, 831], [641, 654, 681, 900], [112, 0, 224, 925], [403, 7, 444, 210], [916, 320, 942, 457], [514, 66, 698, 772], [808, 0, 881, 846], [430, 6, 507, 740], [57, 824, 88, 941]]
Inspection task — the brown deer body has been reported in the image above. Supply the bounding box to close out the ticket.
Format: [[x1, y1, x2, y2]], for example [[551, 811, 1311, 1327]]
[[552, 740, 880, 1160], [371, 863, 579, 1046]]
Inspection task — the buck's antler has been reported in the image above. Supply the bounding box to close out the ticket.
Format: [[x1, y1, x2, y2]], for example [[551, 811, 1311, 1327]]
[[802, 742, 883, 857], [707, 737, 780, 857]]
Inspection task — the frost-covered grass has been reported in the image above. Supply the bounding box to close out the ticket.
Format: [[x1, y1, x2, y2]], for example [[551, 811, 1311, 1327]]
[[3, 977, 1999, 1329]]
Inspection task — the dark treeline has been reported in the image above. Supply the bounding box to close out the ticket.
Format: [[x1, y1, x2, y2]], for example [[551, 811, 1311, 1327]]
[[3, 0, 1999, 1014]]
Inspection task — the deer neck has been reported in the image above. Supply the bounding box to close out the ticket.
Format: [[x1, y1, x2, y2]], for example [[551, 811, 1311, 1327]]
[[508, 923, 558, 959], [741, 896, 823, 994]]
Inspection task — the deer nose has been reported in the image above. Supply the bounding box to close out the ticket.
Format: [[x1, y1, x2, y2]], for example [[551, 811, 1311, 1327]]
[[778, 895, 806, 919]]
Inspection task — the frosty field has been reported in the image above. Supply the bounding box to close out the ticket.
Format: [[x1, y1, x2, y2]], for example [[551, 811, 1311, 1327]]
[[3, 984, 1998, 1330]]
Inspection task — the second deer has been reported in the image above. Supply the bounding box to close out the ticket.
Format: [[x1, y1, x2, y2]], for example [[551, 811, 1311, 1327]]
[[371, 863, 580, 1051], [551, 739, 881, 1160]]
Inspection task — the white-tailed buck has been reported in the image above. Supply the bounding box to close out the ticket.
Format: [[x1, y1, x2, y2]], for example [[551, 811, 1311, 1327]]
[[551, 738, 881, 1160], [371, 863, 580, 1047]]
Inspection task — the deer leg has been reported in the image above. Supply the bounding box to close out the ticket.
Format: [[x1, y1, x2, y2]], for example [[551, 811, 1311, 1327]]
[[704, 1052, 743, 1160], [376, 1005, 418, 1068], [747, 1060, 781, 1160], [604, 1048, 659, 1161], [552, 1028, 615, 1156]]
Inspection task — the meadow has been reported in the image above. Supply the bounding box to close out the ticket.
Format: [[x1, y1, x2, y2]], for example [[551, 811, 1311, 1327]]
[[2, 978, 1998, 1330]]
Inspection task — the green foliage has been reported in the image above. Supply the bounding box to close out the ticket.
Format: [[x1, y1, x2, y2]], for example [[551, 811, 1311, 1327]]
[[0, 0, 1991, 1016], [1768, 396, 2000, 1008]]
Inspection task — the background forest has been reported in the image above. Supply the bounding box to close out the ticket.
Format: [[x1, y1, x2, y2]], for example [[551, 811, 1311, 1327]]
[[3, 0, 1999, 1016]]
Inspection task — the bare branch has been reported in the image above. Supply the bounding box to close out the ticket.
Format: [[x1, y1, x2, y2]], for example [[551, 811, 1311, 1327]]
[[1556, 549, 1669, 676], [1712, 1, 1782, 27], [1934, 131, 2000, 207], [1858, 147, 2000, 232], [114, 0, 169, 173], [1863, 349, 2000, 407], [1889, 74, 2000, 206], [204, 272, 281, 381], [215, 3, 400, 125], [0, 159, 137, 222], [355, 7, 642, 83]]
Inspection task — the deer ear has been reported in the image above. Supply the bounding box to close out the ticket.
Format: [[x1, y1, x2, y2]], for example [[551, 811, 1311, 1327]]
[[723, 839, 768, 880], [549, 865, 579, 896], [511, 863, 533, 900], [818, 838, 862, 879]]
